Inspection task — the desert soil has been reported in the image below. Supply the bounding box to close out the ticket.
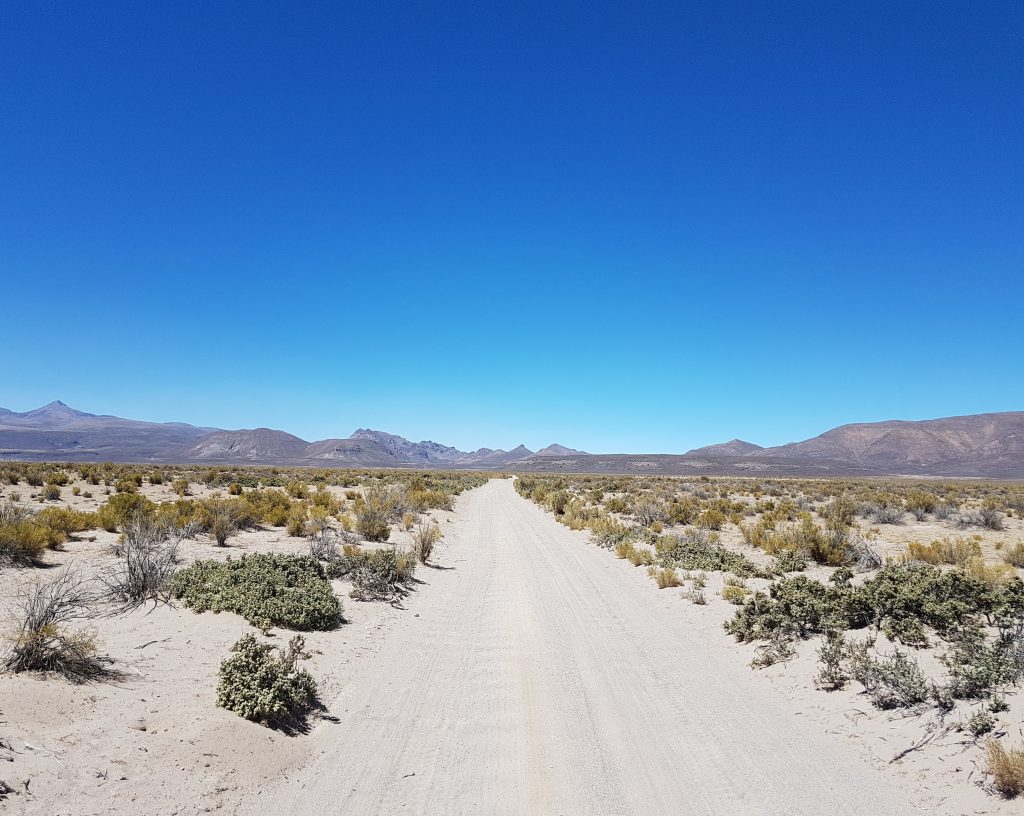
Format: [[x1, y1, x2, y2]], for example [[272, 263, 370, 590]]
[[243, 479, 918, 816]]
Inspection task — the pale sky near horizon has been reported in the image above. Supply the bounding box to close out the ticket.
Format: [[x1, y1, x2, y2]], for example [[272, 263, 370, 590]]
[[2, 2, 1022, 453]]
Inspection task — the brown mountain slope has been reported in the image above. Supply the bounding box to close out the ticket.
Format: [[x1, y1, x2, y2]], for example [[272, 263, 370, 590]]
[[758, 412, 1024, 474]]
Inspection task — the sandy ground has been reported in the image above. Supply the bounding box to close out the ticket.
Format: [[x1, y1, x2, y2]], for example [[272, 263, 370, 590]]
[[243, 479, 918, 816]]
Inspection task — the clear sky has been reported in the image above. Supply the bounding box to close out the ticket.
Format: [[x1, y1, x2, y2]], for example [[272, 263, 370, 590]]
[[2, 1, 1022, 453]]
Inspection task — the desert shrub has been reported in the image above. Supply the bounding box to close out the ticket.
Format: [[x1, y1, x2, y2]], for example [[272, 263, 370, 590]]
[[354, 487, 395, 541], [647, 566, 681, 588], [656, 528, 760, 577], [216, 634, 317, 725], [750, 635, 797, 668], [285, 481, 308, 499], [958, 507, 1005, 531], [771, 548, 807, 574], [933, 501, 959, 520], [0, 502, 65, 564], [846, 642, 931, 709], [412, 520, 441, 564], [632, 496, 667, 527], [227, 482, 243, 495], [410, 488, 454, 512], [987, 740, 1024, 797], [3, 568, 108, 681], [902, 536, 982, 567], [348, 547, 417, 601], [548, 490, 570, 515], [589, 515, 634, 549], [966, 711, 997, 738], [857, 563, 996, 646], [821, 496, 856, 530], [34, 507, 97, 538], [721, 582, 750, 604], [905, 491, 937, 520], [815, 631, 848, 690], [41, 483, 61, 501], [95, 493, 156, 532], [871, 504, 905, 525], [113, 478, 138, 494], [849, 531, 882, 572], [149, 471, 165, 485], [172, 554, 341, 633], [205, 499, 241, 546], [604, 496, 629, 514], [171, 478, 190, 497], [1004, 543, 1024, 569], [942, 626, 1024, 699], [101, 515, 179, 608], [725, 576, 859, 643], [286, 505, 308, 537], [696, 507, 726, 530]]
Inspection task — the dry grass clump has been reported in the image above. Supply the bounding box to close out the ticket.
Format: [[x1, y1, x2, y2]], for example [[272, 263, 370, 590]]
[[647, 566, 681, 588], [615, 540, 655, 566], [412, 520, 441, 564], [987, 740, 1024, 797]]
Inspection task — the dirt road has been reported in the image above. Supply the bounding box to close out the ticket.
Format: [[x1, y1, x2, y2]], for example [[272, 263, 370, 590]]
[[252, 479, 915, 815]]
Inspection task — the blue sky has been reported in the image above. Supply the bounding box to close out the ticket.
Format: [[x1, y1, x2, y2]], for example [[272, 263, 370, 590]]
[[2, 1, 1022, 453]]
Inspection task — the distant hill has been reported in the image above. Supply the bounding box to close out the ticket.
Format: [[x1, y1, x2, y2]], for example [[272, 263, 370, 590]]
[[755, 412, 1024, 477], [533, 443, 589, 457], [686, 439, 763, 456], [181, 428, 310, 462], [0, 401, 209, 461], [1, 401, 1021, 478]]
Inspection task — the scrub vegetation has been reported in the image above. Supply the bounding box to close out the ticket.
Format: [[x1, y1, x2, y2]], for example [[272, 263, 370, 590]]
[[516, 472, 1024, 800]]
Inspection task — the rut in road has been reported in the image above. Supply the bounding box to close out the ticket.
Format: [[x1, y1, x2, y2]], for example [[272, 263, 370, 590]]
[[253, 478, 916, 816]]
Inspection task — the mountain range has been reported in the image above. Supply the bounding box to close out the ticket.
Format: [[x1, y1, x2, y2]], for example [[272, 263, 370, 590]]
[[0, 401, 1021, 478]]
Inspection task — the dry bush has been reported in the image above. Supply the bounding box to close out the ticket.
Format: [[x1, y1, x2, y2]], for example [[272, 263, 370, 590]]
[[632, 496, 667, 527], [100, 515, 178, 609], [3, 567, 110, 682], [958, 507, 1006, 531], [1003, 542, 1024, 569], [412, 520, 441, 564], [987, 740, 1024, 797], [871, 504, 905, 525], [902, 536, 982, 567]]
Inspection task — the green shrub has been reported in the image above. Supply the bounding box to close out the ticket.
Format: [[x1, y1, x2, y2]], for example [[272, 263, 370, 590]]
[[966, 711, 996, 738], [846, 642, 931, 709], [942, 626, 1024, 699], [171, 554, 341, 633], [216, 634, 317, 725], [656, 528, 761, 578]]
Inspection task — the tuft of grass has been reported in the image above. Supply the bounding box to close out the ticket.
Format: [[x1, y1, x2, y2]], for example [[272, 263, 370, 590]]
[[987, 740, 1024, 797], [646, 566, 681, 588]]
